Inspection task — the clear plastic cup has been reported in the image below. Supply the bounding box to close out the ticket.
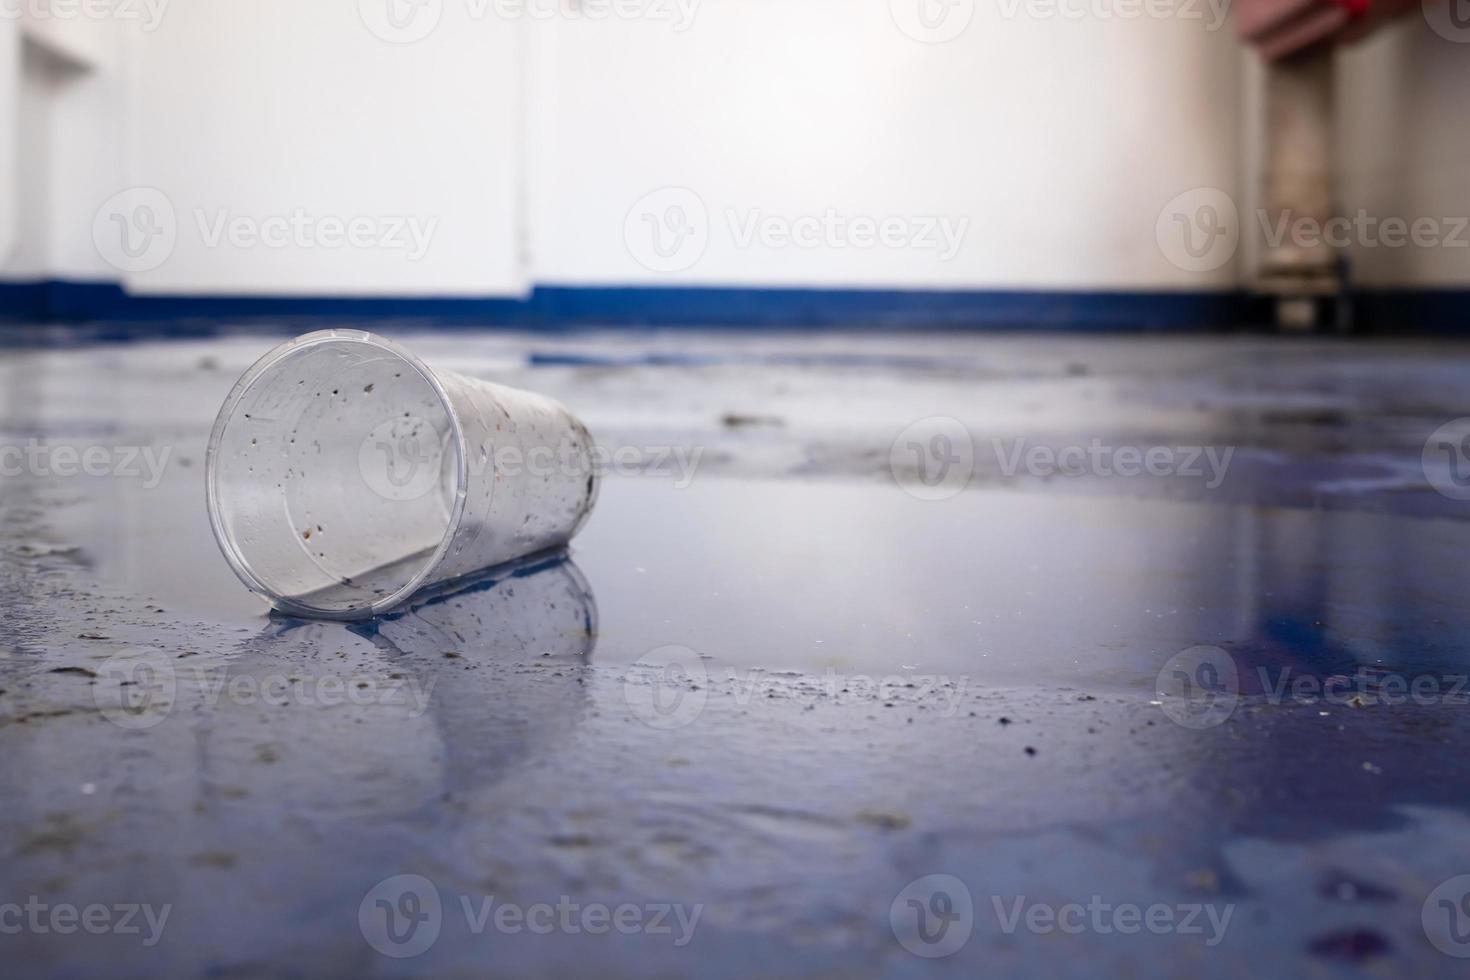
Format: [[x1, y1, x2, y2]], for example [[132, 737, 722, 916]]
[[205, 330, 599, 620]]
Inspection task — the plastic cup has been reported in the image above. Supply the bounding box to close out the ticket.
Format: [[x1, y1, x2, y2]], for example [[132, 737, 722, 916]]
[[205, 330, 599, 620]]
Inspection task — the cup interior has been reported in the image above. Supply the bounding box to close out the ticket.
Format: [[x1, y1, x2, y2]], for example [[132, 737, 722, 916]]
[[207, 333, 464, 617]]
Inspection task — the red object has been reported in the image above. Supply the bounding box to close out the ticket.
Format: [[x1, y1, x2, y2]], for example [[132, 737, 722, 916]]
[[1237, 0, 1422, 58]]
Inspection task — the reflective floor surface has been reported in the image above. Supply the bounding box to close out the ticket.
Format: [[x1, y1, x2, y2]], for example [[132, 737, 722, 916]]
[[3, 329, 1470, 978]]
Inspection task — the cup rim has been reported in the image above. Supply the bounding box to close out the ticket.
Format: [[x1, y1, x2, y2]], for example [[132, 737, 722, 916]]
[[204, 329, 470, 620]]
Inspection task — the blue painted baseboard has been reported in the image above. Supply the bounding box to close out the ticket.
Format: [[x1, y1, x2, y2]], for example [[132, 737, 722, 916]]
[[1, 278, 1464, 333], [1352, 290, 1470, 334], [0, 279, 1261, 331]]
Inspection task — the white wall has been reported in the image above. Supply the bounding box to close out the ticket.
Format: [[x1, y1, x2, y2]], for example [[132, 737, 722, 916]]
[[7, 7, 130, 282], [1336, 20, 1470, 289], [121, 0, 524, 295], [0, 17, 16, 262], [530, 0, 1243, 290], [3, 1, 1466, 297]]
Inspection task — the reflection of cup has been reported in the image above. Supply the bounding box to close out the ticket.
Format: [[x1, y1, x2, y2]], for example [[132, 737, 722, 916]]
[[360, 551, 597, 664], [196, 552, 595, 815], [353, 552, 598, 792], [206, 330, 598, 620], [101, 556, 597, 975]]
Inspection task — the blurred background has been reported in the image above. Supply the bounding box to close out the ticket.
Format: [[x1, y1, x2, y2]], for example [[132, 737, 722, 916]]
[[0, 0, 1466, 328]]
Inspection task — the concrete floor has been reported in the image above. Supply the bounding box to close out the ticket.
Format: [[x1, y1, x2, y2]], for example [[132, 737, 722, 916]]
[[3, 329, 1470, 978]]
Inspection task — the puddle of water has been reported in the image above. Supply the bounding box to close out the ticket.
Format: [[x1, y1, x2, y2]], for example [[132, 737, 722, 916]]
[[19, 436, 1470, 699]]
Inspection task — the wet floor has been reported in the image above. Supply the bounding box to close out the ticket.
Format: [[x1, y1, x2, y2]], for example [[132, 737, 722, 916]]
[[3, 329, 1470, 977]]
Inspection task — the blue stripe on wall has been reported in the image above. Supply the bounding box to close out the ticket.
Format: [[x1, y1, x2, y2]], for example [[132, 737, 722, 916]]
[[3, 278, 1467, 333], [532, 287, 1266, 330], [0, 281, 528, 324], [1352, 290, 1470, 334], [0, 279, 1264, 331]]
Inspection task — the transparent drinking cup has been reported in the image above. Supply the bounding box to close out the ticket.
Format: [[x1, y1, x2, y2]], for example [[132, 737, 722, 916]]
[[205, 330, 599, 620]]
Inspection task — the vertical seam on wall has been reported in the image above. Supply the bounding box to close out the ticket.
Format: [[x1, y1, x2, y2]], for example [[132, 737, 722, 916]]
[[513, 14, 532, 296]]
